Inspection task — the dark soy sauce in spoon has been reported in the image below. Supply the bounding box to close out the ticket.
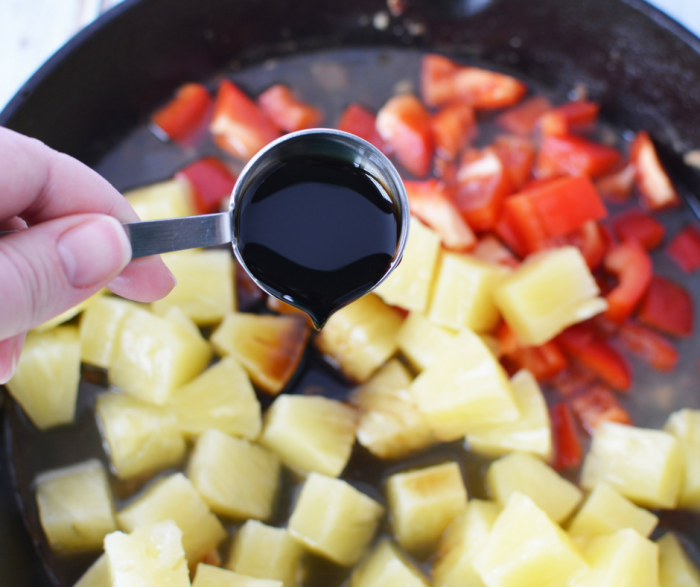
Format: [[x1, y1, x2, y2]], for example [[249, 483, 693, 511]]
[[234, 155, 399, 329]]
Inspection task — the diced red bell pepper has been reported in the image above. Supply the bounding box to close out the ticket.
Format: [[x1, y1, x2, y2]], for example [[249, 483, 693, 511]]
[[376, 94, 433, 177], [454, 148, 513, 231], [538, 111, 568, 138], [497, 323, 568, 381], [595, 164, 635, 202], [210, 80, 281, 160], [630, 131, 680, 210], [494, 212, 528, 258], [611, 209, 665, 250], [570, 385, 632, 434], [174, 157, 237, 214], [551, 100, 600, 130], [617, 322, 679, 372], [552, 363, 598, 398], [257, 84, 323, 132], [472, 235, 520, 268], [434, 156, 458, 184], [562, 220, 608, 270], [603, 242, 652, 324], [557, 323, 632, 392], [431, 103, 476, 161], [420, 54, 527, 109], [404, 179, 476, 251], [550, 403, 582, 470], [492, 135, 536, 189], [535, 134, 621, 179], [500, 193, 549, 253], [496, 96, 552, 136], [666, 225, 700, 273], [337, 103, 390, 155], [638, 275, 694, 337], [151, 83, 212, 141]]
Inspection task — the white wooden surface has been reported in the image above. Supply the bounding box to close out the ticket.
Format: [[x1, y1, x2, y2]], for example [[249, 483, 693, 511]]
[[0, 0, 698, 112]]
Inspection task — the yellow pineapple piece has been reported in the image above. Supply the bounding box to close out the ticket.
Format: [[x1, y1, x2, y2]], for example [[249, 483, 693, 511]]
[[374, 216, 441, 313], [658, 533, 700, 587], [386, 462, 467, 555], [486, 451, 582, 524], [152, 250, 235, 325], [493, 246, 607, 345], [567, 482, 658, 545], [34, 289, 107, 333], [193, 564, 282, 587], [104, 520, 189, 587], [110, 306, 212, 405], [473, 492, 588, 587], [288, 473, 384, 566], [212, 313, 309, 395], [574, 529, 659, 587], [116, 473, 226, 570], [410, 330, 519, 441], [96, 393, 185, 480], [225, 520, 304, 587], [581, 421, 683, 509], [351, 359, 434, 459], [395, 312, 458, 371], [124, 178, 196, 221], [349, 539, 429, 587], [664, 409, 700, 510], [433, 500, 501, 587], [79, 297, 140, 369], [188, 429, 279, 520], [428, 252, 508, 332], [35, 459, 116, 552], [169, 357, 261, 440], [259, 395, 357, 477], [74, 555, 109, 587], [315, 293, 403, 382], [6, 326, 80, 430], [466, 370, 551, 460]]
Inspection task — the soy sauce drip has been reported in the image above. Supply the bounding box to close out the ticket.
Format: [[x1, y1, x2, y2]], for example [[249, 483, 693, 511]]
[[234, 156, 399, 328]]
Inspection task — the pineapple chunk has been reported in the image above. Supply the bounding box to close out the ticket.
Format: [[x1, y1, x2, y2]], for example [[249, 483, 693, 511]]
[[34, 289, 106, 333], [152, 250, 236, 325], [486, 451, 582, 524], [428, 252, 508, 332], [110, 306, 212, 405], [6, 326, 80, 430], [259, 395, 357, 477], [386, 462, 468, 555], [193, 564, 282, 587], [567, 482, 658, 544], [574, 529, 659, 587], [104, 520, 189, 587], [35, 459, 116, 552], [374, 216, 441, 313], [395, 312, 459, 371], [116, 473, 226, 570], [433, 500, 501, 587], [664, 409, 700, 510], [188, 429, 279, 520], [349, 539, 429, 587], [581, 421, 682, 509], [80, 297, 139, 369], [473, 492, 588, 587], [124, 178, 196, 221], [351, 359, 434, 459], [226, 520, 304, 587], [212, 313, 309, 395], [96, 393, 185, 480], [169, 357, 261, 439], [493, 246, 607, 345], [466, 369, 552, 460], [74, 555, 109, 587], [288, 473, 384, 566], [410, 330, 519, 441], [658, 533, 700, 587], [315, 293, 403, 382]]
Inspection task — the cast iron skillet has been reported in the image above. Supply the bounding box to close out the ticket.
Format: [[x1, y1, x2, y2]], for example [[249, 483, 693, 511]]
[[2, 0, 700, 585]]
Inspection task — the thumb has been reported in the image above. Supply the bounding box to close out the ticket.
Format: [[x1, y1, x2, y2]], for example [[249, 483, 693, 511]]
[[0, 213, 131, 341]]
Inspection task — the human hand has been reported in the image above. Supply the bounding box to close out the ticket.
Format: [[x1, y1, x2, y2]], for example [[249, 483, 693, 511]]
[[0, 128, 176, 383]]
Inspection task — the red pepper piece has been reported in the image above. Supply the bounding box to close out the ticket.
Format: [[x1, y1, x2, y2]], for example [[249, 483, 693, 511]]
[[552, 363, 598, 398], [497, 323, 568, 382], [595, 164, 636, 202], [611, 209, 665, 250], [562, 221, 608, 270], [538, 111, 569, 138], [617, 322, 679, 372], [638, 275, 694, 337], [666, 225, 700, 273], [501, 192, 549, 253], [550, 403, 582, 470], [257, 85, 323, 132], [175, 157, 237, 214], [431, 103, 476, 161], [570, 385, 632, 434], [471, 235, 520, 268], [337, 103, 390, 155], [492, 135, 536, 189], [535, 134, 621, 179], [603, 242, 653, 323], [551, 100, 600, 130], [630, 131, 680, 210], [151, 83, 212, 141], [494, 211, 528, 259], [496, 96, 552, 136]]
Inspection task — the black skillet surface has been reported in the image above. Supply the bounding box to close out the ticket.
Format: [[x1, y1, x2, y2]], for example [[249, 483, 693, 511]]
[[3, 0, 700, 585]]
